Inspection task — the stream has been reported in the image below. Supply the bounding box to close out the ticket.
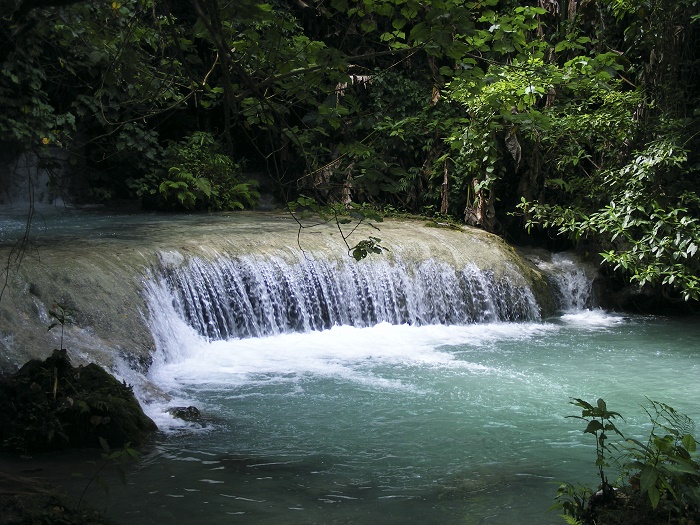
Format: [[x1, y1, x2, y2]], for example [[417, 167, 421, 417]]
[[1, 208, 699, 524]]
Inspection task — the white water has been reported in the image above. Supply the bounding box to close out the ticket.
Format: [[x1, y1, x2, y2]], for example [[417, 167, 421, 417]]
[[156, 254, 540, 340], [530, 251, 596, 311]]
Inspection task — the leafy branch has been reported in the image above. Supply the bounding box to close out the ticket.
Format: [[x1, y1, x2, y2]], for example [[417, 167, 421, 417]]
[[287, 196, 387, 261]]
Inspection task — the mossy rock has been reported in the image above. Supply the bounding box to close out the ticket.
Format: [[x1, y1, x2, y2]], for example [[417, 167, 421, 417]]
[[0, 350, 157, 454], [167, 405, 201, 422]]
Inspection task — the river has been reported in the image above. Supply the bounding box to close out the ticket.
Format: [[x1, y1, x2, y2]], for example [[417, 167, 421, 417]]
[[1, 208, 698, 524]]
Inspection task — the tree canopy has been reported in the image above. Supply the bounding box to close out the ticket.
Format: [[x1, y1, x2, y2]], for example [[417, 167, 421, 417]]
[[1, 0, 699, 306]]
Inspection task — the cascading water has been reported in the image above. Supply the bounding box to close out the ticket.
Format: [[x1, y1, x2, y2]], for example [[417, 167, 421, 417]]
[[155, 252, 541, 341], [530, 251, 596, 311]]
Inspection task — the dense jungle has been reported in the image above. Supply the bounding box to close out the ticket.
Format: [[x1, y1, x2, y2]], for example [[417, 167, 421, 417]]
[[1, 0, 699, 309]]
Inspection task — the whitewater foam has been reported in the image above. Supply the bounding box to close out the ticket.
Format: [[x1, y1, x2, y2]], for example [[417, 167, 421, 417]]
[[146, 322, 556, 398], [559, 309, 628, 327]]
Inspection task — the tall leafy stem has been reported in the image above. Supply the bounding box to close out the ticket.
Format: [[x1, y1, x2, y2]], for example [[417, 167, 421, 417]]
[[568, 397, 625, 499], [48, 302, 75, 351]]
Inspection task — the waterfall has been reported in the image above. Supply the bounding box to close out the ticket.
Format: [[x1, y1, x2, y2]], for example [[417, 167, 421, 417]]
[[0, 212, 555, 373], [531, 252, 596, 312], [149, 252, 542, 342]]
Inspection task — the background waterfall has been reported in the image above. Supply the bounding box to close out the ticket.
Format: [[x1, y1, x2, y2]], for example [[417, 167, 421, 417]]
[[528, 251, 596, 312], [153, 253, 541, 342]]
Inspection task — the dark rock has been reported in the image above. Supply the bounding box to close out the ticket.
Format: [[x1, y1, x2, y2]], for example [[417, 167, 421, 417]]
[[0, 350, 157, 454], [167, 406, 201, 422], [118, 349, 153, 374]]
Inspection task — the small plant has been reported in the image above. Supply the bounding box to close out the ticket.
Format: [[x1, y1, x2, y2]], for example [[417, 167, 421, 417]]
[[48, 302, 75, 350], [568, 398, 625, 500], [47, 304, 75, 402]]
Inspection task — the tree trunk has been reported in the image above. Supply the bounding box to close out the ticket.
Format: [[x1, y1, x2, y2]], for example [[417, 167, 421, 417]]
[[440, 161, 449, 215]]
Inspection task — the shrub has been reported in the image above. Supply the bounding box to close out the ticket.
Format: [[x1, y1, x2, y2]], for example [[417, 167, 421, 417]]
[[553, 397, 700, 525], [131, 131, 259, 211]]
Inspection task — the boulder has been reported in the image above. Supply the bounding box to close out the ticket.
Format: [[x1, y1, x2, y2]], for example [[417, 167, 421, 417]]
[[0, 349, 157, 454], [167, 406, 201, 422]]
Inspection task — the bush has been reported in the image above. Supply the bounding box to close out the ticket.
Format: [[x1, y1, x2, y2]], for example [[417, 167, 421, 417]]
[[131, 131, 259, 211]]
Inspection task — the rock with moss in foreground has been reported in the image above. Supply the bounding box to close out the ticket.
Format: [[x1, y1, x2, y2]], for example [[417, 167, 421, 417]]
[[0, 349, 157, 453]]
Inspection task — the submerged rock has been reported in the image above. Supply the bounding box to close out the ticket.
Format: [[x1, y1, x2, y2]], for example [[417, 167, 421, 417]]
[[0, 349, 157, 454], [167, 405, 201, 422]]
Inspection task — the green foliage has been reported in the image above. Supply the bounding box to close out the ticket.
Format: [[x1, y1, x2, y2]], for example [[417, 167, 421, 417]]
[[554, 398, 700, 525], [48, 302, 75, 351], [2, 0, 194, 198], [524, 137, 700, 301], [446, 45, 633, 227], [552, 481, 592, 524], [132, 132, 259, 211], [623, 400, 700, 513], [292, 68, 451, 211]]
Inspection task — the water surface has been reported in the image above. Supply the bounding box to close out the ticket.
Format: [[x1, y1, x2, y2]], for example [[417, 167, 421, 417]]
[[93, 312, 700, 525], [2, 209, 697, 524]]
